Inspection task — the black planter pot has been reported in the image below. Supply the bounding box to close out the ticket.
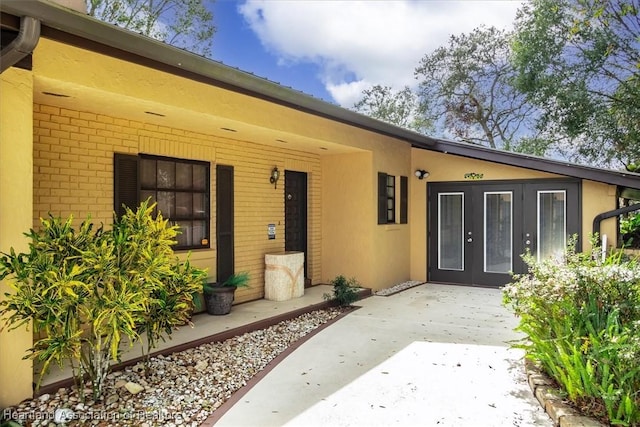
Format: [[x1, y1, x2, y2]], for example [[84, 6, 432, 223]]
[[203, 285, 237, 315]]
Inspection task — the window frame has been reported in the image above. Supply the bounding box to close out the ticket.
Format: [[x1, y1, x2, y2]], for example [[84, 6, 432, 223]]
[[114, 153, 211, 251], [386, 174, 396, 223], [378, 172, 408, 225]]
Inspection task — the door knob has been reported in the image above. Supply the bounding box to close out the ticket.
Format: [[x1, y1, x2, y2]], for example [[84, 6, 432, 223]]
[[525, 240, 531, 245], [467, 238, 473, 242]]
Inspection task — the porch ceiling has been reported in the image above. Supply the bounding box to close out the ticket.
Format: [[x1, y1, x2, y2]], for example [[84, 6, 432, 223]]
[[33, 76, 362, 156]]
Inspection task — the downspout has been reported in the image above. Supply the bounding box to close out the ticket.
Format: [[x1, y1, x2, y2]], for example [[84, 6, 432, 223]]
[[592, 203, 640, 237], [0, 16, 41, 74]]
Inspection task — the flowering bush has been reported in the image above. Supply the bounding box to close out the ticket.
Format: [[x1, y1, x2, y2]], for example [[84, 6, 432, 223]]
[[503, 237, 640, 425]]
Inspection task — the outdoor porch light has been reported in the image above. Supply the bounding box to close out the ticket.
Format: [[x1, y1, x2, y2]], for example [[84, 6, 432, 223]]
[[270, 166, 280, 188], [415, 169, 429, 180]]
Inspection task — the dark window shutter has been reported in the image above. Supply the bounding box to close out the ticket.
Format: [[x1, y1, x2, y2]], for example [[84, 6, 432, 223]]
[[378, 172, 387, 224], [114, 153, 139, 218], [400, 175, 408, 224], [216, 165, 234, 283]]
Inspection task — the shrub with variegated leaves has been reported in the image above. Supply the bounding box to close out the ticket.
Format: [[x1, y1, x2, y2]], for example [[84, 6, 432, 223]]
[[503, 236, 640, 425]]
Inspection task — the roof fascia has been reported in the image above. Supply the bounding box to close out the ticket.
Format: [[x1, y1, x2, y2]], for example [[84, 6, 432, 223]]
[[0, 0, 435, 147], [426, 139, 640, 189]]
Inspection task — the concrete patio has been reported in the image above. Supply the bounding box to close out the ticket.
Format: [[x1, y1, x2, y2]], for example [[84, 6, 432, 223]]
[[209, 283, 553, 426]]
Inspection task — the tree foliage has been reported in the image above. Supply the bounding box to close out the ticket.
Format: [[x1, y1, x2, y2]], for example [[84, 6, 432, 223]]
[[512, 0, 640, 169], [353, 85, 431, 133], [86, 0, 216, 57], [414, 26, 544, 153]]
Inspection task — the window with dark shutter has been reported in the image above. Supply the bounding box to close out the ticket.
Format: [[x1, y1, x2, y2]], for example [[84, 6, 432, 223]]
[[378, 172, 387, 224], [114, 153, 139, 218], [378, 172, 401, 224], [400, 176, 408, 224], [386, 175, 396, 223], [113, 153, 210, 250]]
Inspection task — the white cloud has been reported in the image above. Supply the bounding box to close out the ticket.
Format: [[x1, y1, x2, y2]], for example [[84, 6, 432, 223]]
[[239, 0, 524, 106]]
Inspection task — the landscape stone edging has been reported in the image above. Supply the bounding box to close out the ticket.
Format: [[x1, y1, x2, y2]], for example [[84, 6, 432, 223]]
[[524, 359, 607, 427]]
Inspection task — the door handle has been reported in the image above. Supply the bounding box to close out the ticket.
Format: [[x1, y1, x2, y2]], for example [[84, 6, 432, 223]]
[[467, 238, 473, 242], [525, 240, 531, 245]]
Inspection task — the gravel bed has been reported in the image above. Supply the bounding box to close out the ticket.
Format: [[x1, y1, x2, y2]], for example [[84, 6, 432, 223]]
[[2, 308, 345, 427], [374, 280, 425, 296]]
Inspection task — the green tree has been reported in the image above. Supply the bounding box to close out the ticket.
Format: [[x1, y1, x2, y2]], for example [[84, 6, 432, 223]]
[[414, 26, 544, 153], [512, 0, 640, 169], [86, 0, 216, 57], [353, 85, 432, 134]]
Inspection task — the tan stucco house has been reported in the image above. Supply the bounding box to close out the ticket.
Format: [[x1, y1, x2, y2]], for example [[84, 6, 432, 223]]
[[2, 0, 640, 407]]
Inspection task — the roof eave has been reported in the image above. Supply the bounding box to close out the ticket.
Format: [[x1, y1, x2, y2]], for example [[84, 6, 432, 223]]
[[428, 139, 640, 189], [0, 0, 435, 147]]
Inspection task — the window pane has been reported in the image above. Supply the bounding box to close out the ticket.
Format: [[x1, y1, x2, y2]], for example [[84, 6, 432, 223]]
[[176, 220, 192, 247], [538, 191, 566, 261], [193, 220, 206, 245], [176, 163, 192, 190], [193, 193, 206, 218], [438, 193, 464, 270], [131, 156, 209, 249], [140, 190, 156, 213], [484, 192, 512, 273], [157, 191, 175, 218], [193, 164, 207, 191], [140, 159, 156, 188], [157, 160, 175, 189], [176, 192, 192, 218]]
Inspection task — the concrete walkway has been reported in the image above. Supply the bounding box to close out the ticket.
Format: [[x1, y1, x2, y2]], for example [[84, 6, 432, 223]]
[[212, 283, 552, 426]]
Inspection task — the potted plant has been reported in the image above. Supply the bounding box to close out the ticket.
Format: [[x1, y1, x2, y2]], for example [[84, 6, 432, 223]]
[[203, 272, 250, 315]]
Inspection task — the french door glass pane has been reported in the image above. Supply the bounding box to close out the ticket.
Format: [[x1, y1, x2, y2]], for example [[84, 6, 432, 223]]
[[438, 193, 464, 270], [538, 190, 566, 261], [484, 192, 512, 273]]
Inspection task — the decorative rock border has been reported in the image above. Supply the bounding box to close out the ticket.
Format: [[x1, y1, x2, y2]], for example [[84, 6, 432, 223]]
[[374, 280, 426, 296], [524, 359, 606, 427]]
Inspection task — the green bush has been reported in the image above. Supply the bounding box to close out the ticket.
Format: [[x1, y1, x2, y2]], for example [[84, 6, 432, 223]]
[[503, 238, 640, 425], [620, 212, 640, 248], [0, 200, 206, 400], [323, 275, 360, 307]]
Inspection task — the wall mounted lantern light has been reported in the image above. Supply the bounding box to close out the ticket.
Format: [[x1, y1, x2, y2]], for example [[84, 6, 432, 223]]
[[270, 166, 280, 188], [414, 169, 429, 180]]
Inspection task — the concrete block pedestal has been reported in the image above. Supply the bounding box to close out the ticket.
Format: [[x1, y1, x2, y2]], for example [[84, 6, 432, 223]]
[[265, 251, 304, 301]]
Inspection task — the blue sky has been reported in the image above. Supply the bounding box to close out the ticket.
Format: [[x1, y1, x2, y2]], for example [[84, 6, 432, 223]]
[[209, 1, 524, 107], [210, 0, 333, 102]]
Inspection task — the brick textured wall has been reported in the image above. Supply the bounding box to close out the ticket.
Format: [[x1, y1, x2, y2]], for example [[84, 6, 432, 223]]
[[33, 103, 322, 302]]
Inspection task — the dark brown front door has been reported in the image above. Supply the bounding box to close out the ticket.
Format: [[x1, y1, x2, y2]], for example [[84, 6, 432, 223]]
[[285, 171, 308, 278]]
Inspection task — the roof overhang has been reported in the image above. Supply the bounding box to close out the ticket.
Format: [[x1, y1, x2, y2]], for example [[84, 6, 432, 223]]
[[2, 0, 640, 190], [0, 0, 436, 148], [423, 138, 640, 189]]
